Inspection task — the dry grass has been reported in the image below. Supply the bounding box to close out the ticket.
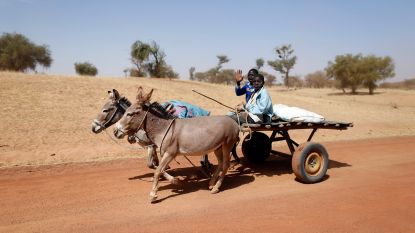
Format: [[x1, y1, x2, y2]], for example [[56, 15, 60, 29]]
[[1, 71, 415, 168]]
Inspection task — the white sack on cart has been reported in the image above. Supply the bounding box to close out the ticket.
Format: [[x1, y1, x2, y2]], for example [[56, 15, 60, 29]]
[[273, 104, 325, 123]]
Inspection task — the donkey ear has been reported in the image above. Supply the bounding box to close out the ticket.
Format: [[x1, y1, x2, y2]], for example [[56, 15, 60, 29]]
[[108, 89, 120, 101], [112, 89, 120, 100], [108, 90, 115, 100], [142, 89, 154, 103], [136, 86, 143, 100]]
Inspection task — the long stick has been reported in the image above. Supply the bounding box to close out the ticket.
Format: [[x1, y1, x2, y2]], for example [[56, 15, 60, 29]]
[[192, 89, 234, 110]]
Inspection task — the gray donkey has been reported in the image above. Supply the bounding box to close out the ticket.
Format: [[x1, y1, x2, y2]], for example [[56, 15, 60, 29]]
[[91, 89, 174, 181], [114, 87, 240, 203]]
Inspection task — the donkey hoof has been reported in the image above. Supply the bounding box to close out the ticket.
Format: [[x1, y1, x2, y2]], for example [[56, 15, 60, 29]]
[[171, 177, 180, 185], [149, 194, 158, 203], [208, 181, 216, 189], [210, 188, 220, 194]]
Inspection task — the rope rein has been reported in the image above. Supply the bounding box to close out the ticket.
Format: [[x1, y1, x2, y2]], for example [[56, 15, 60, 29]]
[[235, 106, 253, 141], [158, 118, 176, 157], [101, 107, 151, 157], [103, 129, 147, 157]]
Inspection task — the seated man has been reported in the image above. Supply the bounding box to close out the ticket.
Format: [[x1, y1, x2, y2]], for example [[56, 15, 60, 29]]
[[235, 68, 258, 103], [230, 73, 273, 124]]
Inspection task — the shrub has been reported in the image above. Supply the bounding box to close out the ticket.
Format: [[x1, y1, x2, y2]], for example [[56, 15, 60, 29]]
[[74, 62, 98, 76], [305, 71, 331, 88]]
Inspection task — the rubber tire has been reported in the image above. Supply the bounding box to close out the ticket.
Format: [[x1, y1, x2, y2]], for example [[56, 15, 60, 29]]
[[242, 132, 271, 163], [292, 142, 329, 183]]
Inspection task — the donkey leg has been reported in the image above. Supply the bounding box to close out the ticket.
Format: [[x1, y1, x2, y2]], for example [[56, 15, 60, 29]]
[[211, 146, 231, 194], [209, 148, 223, 190], [146, 146, 158, 168], [162, 171, 178, 185], [149, 152, 175, 203]]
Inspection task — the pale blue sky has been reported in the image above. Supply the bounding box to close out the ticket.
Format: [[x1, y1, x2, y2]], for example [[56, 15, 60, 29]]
[[1, 0, 414, 82]]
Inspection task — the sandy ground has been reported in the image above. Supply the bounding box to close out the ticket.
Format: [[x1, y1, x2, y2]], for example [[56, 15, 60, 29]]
[[1, 72, 415, 232], [1, 136, 415, 233]]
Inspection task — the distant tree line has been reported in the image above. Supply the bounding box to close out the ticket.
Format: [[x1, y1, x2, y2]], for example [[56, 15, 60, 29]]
[[379, 78, 415, 90], [189, 44, 296, 87], [188, 44, 395, 94], [190, 55, 278, 86], [190, 55, 233, 84], [1, 32, 398, 94]]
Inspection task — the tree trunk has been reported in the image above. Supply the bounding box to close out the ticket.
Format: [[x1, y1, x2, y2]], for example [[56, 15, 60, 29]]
[[285, 71, 289, 88], [369, 87, 374, 95]]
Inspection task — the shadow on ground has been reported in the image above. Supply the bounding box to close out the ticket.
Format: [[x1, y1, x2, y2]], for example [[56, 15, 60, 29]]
[[128, 154, 351, 202]]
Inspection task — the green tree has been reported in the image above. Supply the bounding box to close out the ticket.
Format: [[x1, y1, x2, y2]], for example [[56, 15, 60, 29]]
[[216, 55, 229, 70], [360, 55, 395, 94], [74, 62, 98, 76], [267, 44, 297, 88], [189, 67, 195, 80], [146, 41, 166, 78], [214, 69, 233, 84], [256, 58, 264, 70], [129, 40, 178, 78], [326, 54, 362, 93], [213, 55, 230, 83], [193, 55, 233, 84], [0, 32, 52, 72], [130, 40, 151, 77], [326, 54, 394, 94], [194, 71, 208, 82]]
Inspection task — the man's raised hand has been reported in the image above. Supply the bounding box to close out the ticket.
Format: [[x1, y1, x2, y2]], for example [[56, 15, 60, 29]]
[[235, 69, 243, 83]]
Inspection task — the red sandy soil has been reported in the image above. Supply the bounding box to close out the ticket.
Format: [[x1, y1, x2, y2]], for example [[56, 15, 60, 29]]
[[1, 136, 415, 233]]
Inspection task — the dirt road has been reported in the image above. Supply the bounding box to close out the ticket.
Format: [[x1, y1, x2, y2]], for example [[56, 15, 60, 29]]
[[1, 136, 415, 233]]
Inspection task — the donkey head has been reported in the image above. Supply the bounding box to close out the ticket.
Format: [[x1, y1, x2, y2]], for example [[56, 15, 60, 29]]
[[113, 86, 153, 139], [91, 89, 131, 134]]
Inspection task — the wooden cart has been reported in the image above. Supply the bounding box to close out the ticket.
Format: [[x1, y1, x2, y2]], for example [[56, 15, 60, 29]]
[[236, 120, 353, 183]]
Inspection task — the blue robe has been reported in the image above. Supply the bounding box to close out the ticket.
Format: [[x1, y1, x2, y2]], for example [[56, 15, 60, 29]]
[[245, 87, 273, 118], [235, 82, 255, 103]]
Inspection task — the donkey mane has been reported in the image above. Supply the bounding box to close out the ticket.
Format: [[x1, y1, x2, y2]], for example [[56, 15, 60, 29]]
[[119, 96, 131, 106], [144, 102, 176, 120]]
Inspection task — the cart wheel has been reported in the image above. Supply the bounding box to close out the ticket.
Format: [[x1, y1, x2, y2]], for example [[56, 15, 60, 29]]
[[242, 132, 271, 163], [292, 142, 329, 183]]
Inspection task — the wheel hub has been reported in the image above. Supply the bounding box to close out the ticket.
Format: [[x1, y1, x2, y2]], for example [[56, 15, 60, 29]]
[[305, 152, 323, 176]]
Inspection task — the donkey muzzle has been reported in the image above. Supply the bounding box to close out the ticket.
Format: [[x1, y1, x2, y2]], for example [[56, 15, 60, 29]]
[[113, 123, 126, 139], [91, 119, 104, 134]]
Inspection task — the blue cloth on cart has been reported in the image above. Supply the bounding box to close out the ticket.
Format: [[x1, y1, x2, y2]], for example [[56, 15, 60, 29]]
[[162, 100, 210, 118], [273, 104, 325, 123]]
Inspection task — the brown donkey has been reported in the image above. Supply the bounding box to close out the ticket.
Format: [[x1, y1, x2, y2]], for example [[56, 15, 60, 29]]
[[114, 87, 240, 203]]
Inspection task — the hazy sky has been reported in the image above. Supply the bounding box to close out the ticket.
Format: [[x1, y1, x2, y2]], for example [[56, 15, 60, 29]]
[[1, 0, 414, 82]]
